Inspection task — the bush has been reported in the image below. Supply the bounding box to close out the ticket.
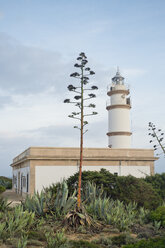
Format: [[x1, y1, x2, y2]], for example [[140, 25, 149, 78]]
[[111, 233, 136, 247], [113, 176, 160, 209], [0, 176, 12, 189], [69, 240, 101, 248], [67, 169, 161, 209], [150, 206, 165, 227], [123, 236, 165, 248], [0, 185, 5, 194], [144, 173, 165, 201]]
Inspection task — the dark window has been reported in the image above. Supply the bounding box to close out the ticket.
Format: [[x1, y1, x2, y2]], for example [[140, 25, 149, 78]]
[[27, 174, 29, 193]]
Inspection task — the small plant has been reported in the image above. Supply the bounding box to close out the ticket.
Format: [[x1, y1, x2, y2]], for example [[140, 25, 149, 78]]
[[69, 240, 101, 248], [0, 185, 5, 194], [0, 205, 35, 241], [93, 236, 112, 247], [123, 236, 165, 248], [22, 191, 46, 216], [0, 197, 11, 212], [138, 207, 150, 225], [46, 181, 77, 218], [153, 220, 161, 231], [17, 235, 28, 248], [150, 205, 165, 227], [45, 229, 67, 248], [111, 233, 136, 247]]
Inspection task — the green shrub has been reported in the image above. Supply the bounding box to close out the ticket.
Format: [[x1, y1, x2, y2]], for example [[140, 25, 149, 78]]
[[17, 235, 28, 248], [0, 185, 5, 194], [0, 205, 35, 241], [0, 197, 11, 212], [111, 233, 136, 247], [45, 181, 77, 217], [123, 236, 165, 248], [45, 230, 68, 248], [67, 169, 160, 209], [150, 206, 165, 227], [22, 191, 46, 217], [113, 176, 160, 209], [93, 236, 112, 247], [69, 240, 101, 248], [144, 173, 165, 200], [23, 181, 76, 218], [86, 196, 137, 231], [0, 176, 12, 189]]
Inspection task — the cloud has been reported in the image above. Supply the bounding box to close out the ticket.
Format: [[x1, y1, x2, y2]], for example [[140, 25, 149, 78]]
[[0, 32, 72, 96]]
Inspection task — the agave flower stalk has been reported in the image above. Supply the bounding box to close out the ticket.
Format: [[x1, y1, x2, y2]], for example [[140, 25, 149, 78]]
[[64, 52, 98, 209]]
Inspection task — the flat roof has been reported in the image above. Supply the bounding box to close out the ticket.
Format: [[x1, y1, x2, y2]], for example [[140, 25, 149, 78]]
[[11, 147, 158, 167]]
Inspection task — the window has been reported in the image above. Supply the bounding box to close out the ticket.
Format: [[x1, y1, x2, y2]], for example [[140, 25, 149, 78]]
[[27, 174, 29, 193]]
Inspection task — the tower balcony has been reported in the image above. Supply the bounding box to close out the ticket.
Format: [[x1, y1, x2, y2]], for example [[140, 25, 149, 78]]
[[107, 83, 130, 96], [106, 99, 131, 110]]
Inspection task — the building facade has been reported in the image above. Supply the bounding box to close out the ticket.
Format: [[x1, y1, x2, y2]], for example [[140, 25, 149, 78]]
[[11, 147, 157, 196]]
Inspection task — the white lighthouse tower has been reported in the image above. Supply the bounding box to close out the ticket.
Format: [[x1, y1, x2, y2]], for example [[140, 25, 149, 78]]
[[106, 68, 132, 148]]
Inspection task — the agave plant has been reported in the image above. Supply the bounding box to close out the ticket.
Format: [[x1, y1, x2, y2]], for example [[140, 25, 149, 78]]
[[86, 188, 138, 231], [138, 207, 150, 225], [0, 205, 35, 241], [63, 204, 100, 231], [45, 181, 77, 217], [22, 191, 46, 216], [45, 229, 67, 248], [82, 181, 104, 205], [0, 197, 11, 212], [17, 235, 28, 248]]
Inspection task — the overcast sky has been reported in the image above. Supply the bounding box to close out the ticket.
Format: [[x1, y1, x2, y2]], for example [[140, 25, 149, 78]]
[[0, 0, 165, 176]]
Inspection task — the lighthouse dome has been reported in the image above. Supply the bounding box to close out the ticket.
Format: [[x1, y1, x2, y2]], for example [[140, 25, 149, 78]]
[[112, 68, 124, 85]]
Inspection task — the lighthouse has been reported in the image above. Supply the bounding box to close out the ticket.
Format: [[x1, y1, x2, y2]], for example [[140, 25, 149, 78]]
[[106, 68, 132, 148]]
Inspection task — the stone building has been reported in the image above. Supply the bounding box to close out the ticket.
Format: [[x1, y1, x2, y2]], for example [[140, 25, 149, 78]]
[[11, 147, 157, 196]]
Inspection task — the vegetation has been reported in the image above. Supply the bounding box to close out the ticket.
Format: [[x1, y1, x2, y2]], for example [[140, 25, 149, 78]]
[[0, 176, 12, 189], [23, 181, 77, 218], [0, 171, 165, 247], [123, 236, 165, 248], [150, 205, 165, 227], [67, 169, 161, 209], [0, 205, 35, 241], [64, 52, 98, 208], [0, 185, 5, 194], [144, 173, 165, 200]]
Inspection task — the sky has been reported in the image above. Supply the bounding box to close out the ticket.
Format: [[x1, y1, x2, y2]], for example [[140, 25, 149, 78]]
[[0, 0, 165, 176]]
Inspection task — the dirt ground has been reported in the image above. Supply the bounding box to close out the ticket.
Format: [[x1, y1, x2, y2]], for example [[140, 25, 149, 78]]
[[1, 190, 23, 207]]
